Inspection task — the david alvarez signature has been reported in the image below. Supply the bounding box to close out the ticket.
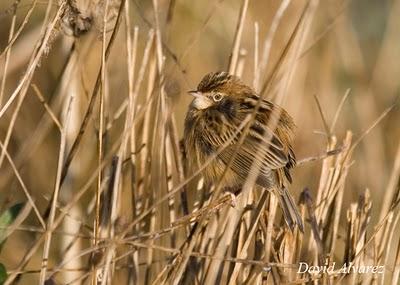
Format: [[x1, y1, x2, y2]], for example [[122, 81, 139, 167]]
[[297, 262, 385, 275]]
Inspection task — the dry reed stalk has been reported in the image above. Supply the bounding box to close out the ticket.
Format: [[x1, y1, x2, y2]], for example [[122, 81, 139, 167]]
[[4, 121, 126, 284], [0, 43, 75, 191], [378, 139, 400, 225], [0, 1, 64, 176], [253, 22, 259, 89], [0, 140, 45, 228], [136, 31, 156, 211], [0, 0, 63, 120], [381, 210, 400, 285], [31, 84, 62, 130], [58, 0, 125, 189], [1, 1, 400, 284], [0, 0, 38, 61], [228, 0, 249, 75], [164, 117, 252, 284], [165, 3, 320, 284], [47, 37, 84, 285], [254, 0, 291, 93], [124, 3, 139, 283], [167, 116, 189, 217], [276, 0, 319, 106], [0, 0, 17, 107], [197, 8, 314, 282], [392, 232, 400, 285], [0, 201, 32, 243], [259, 2, 308, 98], [227, 191, 269, 284], [39, 96, 73, 284]]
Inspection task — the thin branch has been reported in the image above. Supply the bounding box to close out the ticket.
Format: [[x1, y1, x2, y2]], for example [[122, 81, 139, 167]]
[[0, 140, 45, 228], [228, 0, 249, 74]]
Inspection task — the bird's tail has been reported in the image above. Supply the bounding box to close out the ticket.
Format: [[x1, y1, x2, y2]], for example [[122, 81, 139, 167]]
[[276, 188, 304, 233]]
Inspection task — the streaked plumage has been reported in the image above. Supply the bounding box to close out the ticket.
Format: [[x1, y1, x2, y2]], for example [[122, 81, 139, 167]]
[[184, 72, 303, 232]]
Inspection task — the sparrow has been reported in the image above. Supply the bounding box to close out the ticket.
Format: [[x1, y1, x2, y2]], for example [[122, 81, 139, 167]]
[[183, 71, 303, 232]]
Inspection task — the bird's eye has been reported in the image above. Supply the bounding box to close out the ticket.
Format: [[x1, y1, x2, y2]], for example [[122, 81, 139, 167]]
[[212, 93, 223, 102]]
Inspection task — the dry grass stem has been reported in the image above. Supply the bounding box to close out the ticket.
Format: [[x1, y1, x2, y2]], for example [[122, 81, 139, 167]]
[[0, 1, 398, 284]]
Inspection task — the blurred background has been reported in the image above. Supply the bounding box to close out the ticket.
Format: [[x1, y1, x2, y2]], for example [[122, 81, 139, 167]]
[[0, 0, 399, 283]]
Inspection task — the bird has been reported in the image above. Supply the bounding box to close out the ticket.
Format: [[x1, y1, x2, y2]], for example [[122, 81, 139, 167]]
[[183, 71, 304, 232]]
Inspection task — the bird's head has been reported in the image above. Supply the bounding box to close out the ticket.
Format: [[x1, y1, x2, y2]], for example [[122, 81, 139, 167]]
[[188, 71, 252, 110]]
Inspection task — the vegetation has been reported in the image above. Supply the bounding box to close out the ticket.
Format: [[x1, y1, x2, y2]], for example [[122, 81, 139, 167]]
[[0, 0, 399, 284]]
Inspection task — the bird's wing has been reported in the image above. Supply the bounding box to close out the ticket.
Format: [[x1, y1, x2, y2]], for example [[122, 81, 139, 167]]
[[218, 120, 289, 174], [201, 98, 293, 181]]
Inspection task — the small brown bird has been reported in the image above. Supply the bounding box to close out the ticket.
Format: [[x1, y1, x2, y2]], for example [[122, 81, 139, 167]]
[[184, 71, 304, 232]]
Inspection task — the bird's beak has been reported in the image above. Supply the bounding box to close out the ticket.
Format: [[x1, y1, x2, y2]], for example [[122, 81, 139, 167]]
[[187, 90, 212, 110], [188, 90, 201, 98]]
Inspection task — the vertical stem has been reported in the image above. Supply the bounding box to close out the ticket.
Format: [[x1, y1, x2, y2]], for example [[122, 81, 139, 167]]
[[228, 0, 249, 74], [0, 1, 18, 107], [94, 0, 111, 283], [39, 97, 73, 284]]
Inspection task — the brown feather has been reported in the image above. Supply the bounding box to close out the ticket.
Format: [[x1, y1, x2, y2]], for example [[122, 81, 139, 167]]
[[184, 71, 303, 232]]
